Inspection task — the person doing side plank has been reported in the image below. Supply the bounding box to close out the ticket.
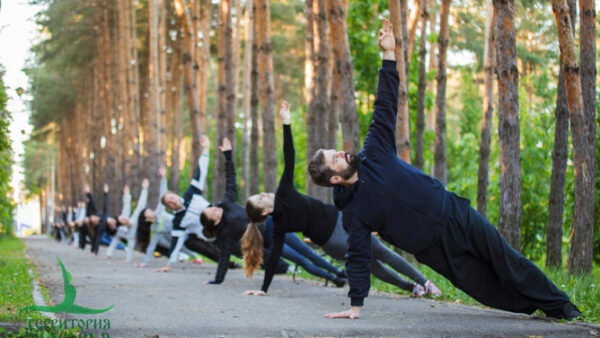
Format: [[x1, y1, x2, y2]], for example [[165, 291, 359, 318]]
[[308, 19, 580, 321], [243, 101, 439, 297]]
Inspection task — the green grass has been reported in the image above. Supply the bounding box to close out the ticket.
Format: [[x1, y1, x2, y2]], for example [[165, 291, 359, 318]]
[[290, 253, 600, 324], [0, 235, 45, 322]]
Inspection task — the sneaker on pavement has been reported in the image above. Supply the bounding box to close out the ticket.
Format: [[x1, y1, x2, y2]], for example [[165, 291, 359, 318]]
[[546, 302, 582, 320], [412, 283, 426, 297], [424, 280, 441, 296]]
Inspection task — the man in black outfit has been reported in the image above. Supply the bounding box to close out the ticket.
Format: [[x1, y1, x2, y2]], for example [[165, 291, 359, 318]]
[[308, 19, 581, 321]]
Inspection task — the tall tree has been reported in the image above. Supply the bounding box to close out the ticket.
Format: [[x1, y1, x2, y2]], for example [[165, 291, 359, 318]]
[[147, 0, 162, 206], [576, 0, 597, 271], [433, 0, 451, 184], [241, 0, 254, 200], [476, 3, 495, 217], [552, 0, 595, 274], [304, 0, 315, 106], [389, 0, 411, 162], [547, 0, 577, 269], [494, 0, 521, 251], [168, 40, 184, 194], [414, 0, 428, 170], [173, 0, 203, 173], [328, 0, 359, 153], [249, 0, 260, 195], [256, 0, 277, 193], [213, 0, 235, 202], [306, 0, 331, 202]]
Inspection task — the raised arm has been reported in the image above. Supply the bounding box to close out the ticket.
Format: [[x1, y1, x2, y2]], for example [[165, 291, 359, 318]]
[[220, 138, 237, 203], [101, 184, 109, 217], [279, 100, 294, 186], [121, 185, 132, 217], [84, 183, 97, 215], [130, 178, 149, 222], [182, 136, 210, 202], [362, 19, 399, 156]]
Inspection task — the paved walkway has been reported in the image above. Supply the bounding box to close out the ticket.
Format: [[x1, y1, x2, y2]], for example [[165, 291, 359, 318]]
[[23, 237, 597, 337]]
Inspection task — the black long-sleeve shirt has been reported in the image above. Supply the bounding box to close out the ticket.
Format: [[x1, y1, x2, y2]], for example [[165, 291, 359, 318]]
[[211, 151, 247, 283], [261, 124, 338, 292]]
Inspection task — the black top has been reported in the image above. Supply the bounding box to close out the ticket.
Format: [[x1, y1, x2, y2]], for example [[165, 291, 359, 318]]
[[333, 60, 457, 307], [210, 151, 248, 284], [261, 124, 338, 292]]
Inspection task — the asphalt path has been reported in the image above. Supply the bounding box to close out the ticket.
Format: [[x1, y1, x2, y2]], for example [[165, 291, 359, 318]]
[[23, 236, 598, 337]]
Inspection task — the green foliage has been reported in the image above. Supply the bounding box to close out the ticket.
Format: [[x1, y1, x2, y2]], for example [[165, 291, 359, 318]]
[[0, 68, 15, 235], [0, 235, 45, 322], [22, 140, 55, 198]]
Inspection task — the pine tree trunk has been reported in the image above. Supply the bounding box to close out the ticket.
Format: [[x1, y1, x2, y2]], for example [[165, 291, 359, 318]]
[[400, 0, 409, 76], [306, 0, 331, 202], [414, 0, 428, 170], [406, 0, 423, 65], [426, 0, 437, 134], [577, 0, 597, 270], [433, 0, 451, 184], [169, 40, 184, 194], [127, 0, 141, 188], [304, 0, 315, 106], [213, 0, 235, 202], [547, 0, 576, 269], [477, 3, 495, 217], [199, 0, 212, 132], [494, 0, 521, 251], [173, 0, 203, 174], [552, 0, 595, 274], [328, 0, 359, 153], [389, 0, 411, 162], [256, 0, 277, 193], [241, 0, 254, 201], [146, 0, 162, 207], [249, 1, 260, 196]]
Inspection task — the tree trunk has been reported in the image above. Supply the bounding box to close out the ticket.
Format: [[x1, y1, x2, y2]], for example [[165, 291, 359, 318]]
[[477, 3, 495, 217], [256, 0, 277, 193], [414, 0, 428, 170], [433, 0, 451, 184], [199, 0, 211, 134], [494, 0, 521, 251], [213, 0, 235, 202], [328, 0, 359, 153], [174, 0, 203, 174], [146, 0, 162, 207], [576, 0, 597, 271], [306, 0, 331, 202], [389, 0, 411, 162], [547, 0, 576, 269], [552, 0, 594, 274], [406, 0, 423, 65], [169, 40, 184, 194], [127, 0, 141, 188], [241, 0, 254, 201], [400, 0, 409, 77], [249, 1, 260, 196], [426, 0, 437, 133], [304, 0, 315, 106]]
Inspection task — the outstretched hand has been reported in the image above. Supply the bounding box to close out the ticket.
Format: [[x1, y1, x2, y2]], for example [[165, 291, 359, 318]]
[[199, 135, 210, 153], [103, 184, 109, 193], [84, 183, 90, 194], [243, 290, 266, 296], [279, 100, 291, 125], [324, 307, 361, 319], [123, 185, 130, 195], [219, 137, 232, 152], [159, 165, 166, 177], [378, 18, 395, 60], [142, 178, 150, 189]]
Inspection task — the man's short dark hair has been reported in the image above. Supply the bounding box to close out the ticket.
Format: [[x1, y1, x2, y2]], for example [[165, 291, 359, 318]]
[[308, 149, 336, 187]]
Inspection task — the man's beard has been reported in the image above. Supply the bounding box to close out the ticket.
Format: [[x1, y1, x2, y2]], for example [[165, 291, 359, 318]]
[[336, 152, 360, 180]]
